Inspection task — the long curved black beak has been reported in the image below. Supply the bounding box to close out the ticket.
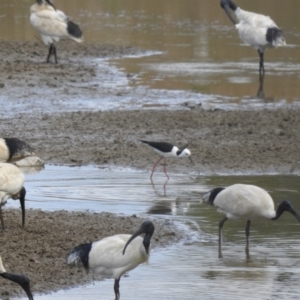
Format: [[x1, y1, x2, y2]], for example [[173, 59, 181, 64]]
[[287, 205, 300, 222], [122, 226, 145, 255], [272, 200, 300, 222], [19, 187, 26, 228], [122, 221, 155, 255], [222, 4, 237, 25], [45, 0, 56, 11]]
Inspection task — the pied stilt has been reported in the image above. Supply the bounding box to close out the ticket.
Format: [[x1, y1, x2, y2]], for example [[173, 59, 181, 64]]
[[0, 256, 34, 300], [202, 184, 300, 258], [140, 140, 193, 180], [0, 138, 34, 163], [67, 221, 155, 300], [30, 0, 83, 63], [220, 0, 286, 75], [0, 163, 26, 230]]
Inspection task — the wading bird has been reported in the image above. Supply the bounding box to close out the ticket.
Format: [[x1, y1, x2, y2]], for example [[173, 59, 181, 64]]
[[0, 163, 26, 230], [202, 184, 300, 258], [0, 256, 34, 300], [220, 0, 286, 75], [30, 0, 83, 63], [140, 140, 193, 180], [67, 221, 155, 300], [0, 138, 34, 163]]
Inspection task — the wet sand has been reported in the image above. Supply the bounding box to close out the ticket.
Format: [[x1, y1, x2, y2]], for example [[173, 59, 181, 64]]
[[0, 210, 182, 299], [1, 40, 300, 298]]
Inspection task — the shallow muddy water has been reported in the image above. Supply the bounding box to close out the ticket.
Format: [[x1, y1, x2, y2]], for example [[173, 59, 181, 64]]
[[7, 165, 300, 300], [1, 0, 300, 109]]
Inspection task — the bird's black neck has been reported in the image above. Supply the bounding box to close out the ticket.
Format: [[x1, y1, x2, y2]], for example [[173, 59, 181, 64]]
[[143, 230, 154, 254], [208, 187, 225, 205], [271, 200, 300, 221], [221, 0, 238, 11]]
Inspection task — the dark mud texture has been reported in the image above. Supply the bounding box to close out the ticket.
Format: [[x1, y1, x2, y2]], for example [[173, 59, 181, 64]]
[[0, 210, 182, 299]]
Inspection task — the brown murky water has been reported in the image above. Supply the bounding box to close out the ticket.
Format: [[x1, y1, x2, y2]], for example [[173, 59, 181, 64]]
[[1, 0, 300, 104], [9, 166, 300, 300]]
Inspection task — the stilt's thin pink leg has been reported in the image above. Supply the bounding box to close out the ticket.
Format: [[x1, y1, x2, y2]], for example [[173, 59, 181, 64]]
[[163, 158, 169, 180], [150, 156, 163, 180]]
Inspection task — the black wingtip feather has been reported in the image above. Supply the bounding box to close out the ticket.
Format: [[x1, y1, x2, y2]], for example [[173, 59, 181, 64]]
[[67, 21, 83, 39], [67, 243, 92, 271]]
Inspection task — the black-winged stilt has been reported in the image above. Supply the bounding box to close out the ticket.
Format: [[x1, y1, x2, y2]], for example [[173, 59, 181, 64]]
[[30, 0, 83, 63], [0, 163, 26, 230], [220, 0, 286, 75], [0, 256, 34, 300], [67, 221, 155, 300], [202, 184, 300, 258], [0, 138, 34, 163], [139, 140, 193, 180]]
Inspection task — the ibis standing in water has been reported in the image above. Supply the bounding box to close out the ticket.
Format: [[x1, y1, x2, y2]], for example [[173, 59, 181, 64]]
[[139, 140, 193, 180], [0, 256, 34, 300], [0, 138, 34, 163], [0, 163, 26, 230], [67, 221, 155, 300], [220, 0, 286, 76], [202, 184, 300, 258], [30, 0, 83, 63]]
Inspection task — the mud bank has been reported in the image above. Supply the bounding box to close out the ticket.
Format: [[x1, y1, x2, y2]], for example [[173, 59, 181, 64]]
[[2, 108, 300, 175], [0, 210, 182, 299]]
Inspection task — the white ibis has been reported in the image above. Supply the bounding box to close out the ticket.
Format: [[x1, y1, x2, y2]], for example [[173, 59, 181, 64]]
[[30, 0, 83, 63], [202, 184, 300, 257], [0, 138, 34, 163], [220, 0, 286, 75], [67, 221, 155, 300], [0, 256, 34, 300], [0, 163, 26, 230], [139, 140, 193, 180]]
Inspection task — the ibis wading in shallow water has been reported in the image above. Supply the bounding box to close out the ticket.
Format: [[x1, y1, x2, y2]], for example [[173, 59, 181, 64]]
[[0, 256, 34, 300], [202, 184, 300, 258], [139, 140, 193, 180], [67, 221, 155, 300], [220, 0, 286, 75], [0, 163, 26, 230], [0, 138, 34, 163], [30, 0, 83, 63]]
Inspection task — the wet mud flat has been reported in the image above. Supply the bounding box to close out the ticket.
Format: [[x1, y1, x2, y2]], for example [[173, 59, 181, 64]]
[[2, 108, 300, 175], [0, 209, 182, 299], [1, 41, 300, 175]]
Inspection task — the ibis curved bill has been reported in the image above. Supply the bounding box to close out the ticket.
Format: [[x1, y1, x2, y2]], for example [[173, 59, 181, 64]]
[[202, 184, 300, 258], [220, 0, 286, 75], [0, 163, 26, 230], [67, 221, 155, 300], [0, 256, 34, 300]]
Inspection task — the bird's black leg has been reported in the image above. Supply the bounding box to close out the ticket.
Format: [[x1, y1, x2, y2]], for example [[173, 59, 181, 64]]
[[52, 44, 58, 64], [46, 44, 58, 64], [218, 217, 228, 258], [257, 70, 265, 98], [114, 278, 120, 300], [0, 207, 5, 231], [47, 44, 53, 63], [245, 220, 251, 258], [258, 50, 265, 76]]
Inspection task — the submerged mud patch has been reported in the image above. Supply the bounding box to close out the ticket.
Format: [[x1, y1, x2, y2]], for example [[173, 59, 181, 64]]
[[0, 209, 182, 299]]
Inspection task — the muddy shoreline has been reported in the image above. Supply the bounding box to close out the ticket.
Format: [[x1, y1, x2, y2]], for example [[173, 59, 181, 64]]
[[0, 210, 183, 299], [1, 40, 300, 299]]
